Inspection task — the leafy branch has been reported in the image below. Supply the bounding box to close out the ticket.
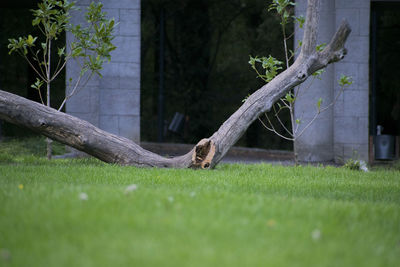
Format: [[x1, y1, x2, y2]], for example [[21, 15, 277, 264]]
[[7, 0, 117, 159]]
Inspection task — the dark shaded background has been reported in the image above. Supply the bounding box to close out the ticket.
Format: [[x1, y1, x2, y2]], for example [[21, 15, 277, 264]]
[[140, 0, 293, 150]]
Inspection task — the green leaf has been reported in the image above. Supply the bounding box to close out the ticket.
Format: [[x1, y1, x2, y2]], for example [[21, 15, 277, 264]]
[[57, 46, 65, 57], [285, 93, 295, 103], [26, 35, 37, 46], [294, 15, 305, 29], [72, 47, 82, 57], [312, 69, 325, 79], [317, 98, 322, 111], [109, 19, 114, 29], [242, 94, 250, 103], [32, 17, 41, 26], [316, 43, 327, 52], [31, 78, 43, 90], [338, 75, 352, 87], [295, 119, 301, 124], [248, 56, 255, 66], [297, 40, 302, 48]]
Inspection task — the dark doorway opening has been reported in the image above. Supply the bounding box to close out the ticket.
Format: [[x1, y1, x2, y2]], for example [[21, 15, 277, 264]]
[[140, 0, 293, 150], [370, 1, 400, 159]]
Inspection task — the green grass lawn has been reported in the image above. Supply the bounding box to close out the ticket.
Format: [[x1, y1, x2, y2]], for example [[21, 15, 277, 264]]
[[0, 138, 400, 267]]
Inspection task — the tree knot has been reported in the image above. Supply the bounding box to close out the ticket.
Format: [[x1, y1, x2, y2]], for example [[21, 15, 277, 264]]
[[38, 119, 47, 128], [296, 70, 307, 81], [191, 139, 216, 169]]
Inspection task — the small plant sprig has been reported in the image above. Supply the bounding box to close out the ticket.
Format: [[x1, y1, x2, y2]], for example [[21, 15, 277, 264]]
[[8, 0, 116, 159], [248, 55, 283, 82], [343, 151, 369, 171], [8, 0, 116, 110]]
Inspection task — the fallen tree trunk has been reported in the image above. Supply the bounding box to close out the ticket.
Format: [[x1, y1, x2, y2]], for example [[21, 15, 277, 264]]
[[0, 0, 351, 169]]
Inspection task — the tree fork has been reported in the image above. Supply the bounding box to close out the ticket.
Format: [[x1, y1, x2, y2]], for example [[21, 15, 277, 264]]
[[0, 0, 351, 169]]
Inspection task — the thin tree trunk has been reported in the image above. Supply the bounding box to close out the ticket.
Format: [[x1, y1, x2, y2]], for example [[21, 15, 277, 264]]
[[0, 0, 351, 169], [46, 38, 52, 160]]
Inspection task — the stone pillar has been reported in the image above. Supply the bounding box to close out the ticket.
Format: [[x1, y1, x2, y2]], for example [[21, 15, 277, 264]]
[[294, 0, 370, 163], [294, 0, 335, 162], [66, 0, 141, 142], [333, 0, 370, 162]]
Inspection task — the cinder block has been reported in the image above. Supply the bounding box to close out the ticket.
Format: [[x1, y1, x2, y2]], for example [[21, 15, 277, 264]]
[[316, 11, 335, 43], [119, 63, 140, 90], [343, 143, 369, 162], [295, 1, 307, 12], [120, 9, 140, 36], [110, 36, 141, 63], [320, 0, 335, 12], [118, 115, 140, 142], [100, 89, 140, 115], [344, 90, 368, 117], [341, 36, 369, 64], [359, 8, 370, 36], [99, 76, 120, 91], [295, 117, 333, 147], [294, 98, 320, 120], [335, 0, 370, 9], [333, 143, 344, 162], [99, 115, 119, 135], [334, 117, 352, 143], [358, 63, 369, 91], [296, 142, 333, 162], [73, 0, 91, 6], [296, 0, 333, 12], [336, 8, 360, 36], [358, 116, 369, 143], [66, 86, 99, 114], [334, 62, 359, 90], [334, 116, 368, 144], [295, 98, 333, 120], [100, 62, 120, 89], [103, 8, 120, 20], [333, 93, 344, 118], [102, 0, 140, 9]]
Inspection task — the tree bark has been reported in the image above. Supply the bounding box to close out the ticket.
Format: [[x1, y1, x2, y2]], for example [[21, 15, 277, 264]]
[[0, 0, 351, 169]]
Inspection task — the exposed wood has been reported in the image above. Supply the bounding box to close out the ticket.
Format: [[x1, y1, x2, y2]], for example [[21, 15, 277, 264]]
[[0, 0, 351, 169], [191, 139, 216, 169]]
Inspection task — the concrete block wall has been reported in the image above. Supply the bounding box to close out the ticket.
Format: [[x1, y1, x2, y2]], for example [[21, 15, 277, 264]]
[[66, 0, 141, 142], [294, 0, 370, 163], [333, 0, 370, 162], [294, 0, 335, 162]]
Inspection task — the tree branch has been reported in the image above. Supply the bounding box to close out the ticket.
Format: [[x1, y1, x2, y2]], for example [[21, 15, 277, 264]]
[[0, 90, 193, 168], [0, 0, 351, 169], [299, 0, 320, 57]]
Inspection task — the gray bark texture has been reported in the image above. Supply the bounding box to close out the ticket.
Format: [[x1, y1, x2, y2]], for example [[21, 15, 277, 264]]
[[0, 0, 351, 169]]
